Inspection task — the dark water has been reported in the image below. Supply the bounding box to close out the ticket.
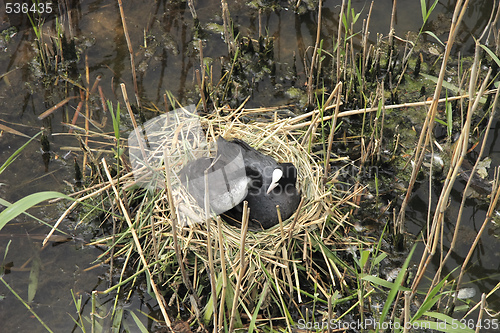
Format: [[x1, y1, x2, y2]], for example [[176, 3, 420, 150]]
[[0, 0, 499, 331]]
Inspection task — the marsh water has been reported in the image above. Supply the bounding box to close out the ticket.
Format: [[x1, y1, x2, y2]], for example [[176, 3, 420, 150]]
[[1, 0, 500, 331]]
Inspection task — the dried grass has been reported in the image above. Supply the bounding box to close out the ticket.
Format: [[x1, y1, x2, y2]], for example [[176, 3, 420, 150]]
[[147, 107, 335, 239], [139, 105, 344, 323]]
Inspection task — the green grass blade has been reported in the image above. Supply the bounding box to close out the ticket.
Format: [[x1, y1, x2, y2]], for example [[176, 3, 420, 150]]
[[107, 101, 121, 141], [248, 281, 269, 333], [111, 307, 124, 333], [2, 239, 11, 262], [0, 277, 54, 333], [372, 252, 388, 267], [360, 249, 370, 270], [0, 197, 70, 234], [312, 235, 356, 276], [27, 251, 41, 302], [423, 31, 445, 46], [411, 270, 457, 321], [415, 312, 475, 333], [435, 118, 448, 127], [426, 0, 439, 22], [0, 191, 72, 231], [421, 0, 439, 23], [375, 243, 416, 333], [480, 44, 500, 68], [129, 311, 149, 333], [352, 8, 361, 25], [420, 0, 427, 22], [362, 275, 411, 291], [0, 131, 42, 175], [411, 286, 450, 322], [203, 271, 223, 323]]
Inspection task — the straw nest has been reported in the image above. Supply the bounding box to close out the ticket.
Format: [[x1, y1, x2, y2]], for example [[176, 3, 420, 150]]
[[145, 106, 342, 318]]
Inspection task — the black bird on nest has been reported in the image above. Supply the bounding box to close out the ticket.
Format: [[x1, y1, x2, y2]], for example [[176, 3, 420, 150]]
[[179, 137, 301, 230]]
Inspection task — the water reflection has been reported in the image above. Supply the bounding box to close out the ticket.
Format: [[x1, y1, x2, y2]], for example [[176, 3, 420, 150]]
[[1, 0, 500, 331]]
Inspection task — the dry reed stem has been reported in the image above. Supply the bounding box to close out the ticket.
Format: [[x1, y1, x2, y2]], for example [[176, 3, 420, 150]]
[[82, 55, 90, 177], [204, 167, 218, 331], [409, 3, 483, 297], [403, 290, 411, 333], [388, 0, 396, 55], [149, 215, 159, 270], [0, 123, 29, 138], [464, 284, 500, 318], [163, 146, 200, 308], [433, 82, 500, 296], [38, 96, 79, 120], [102, 158, 172, 328], [474, 294, 487, 333], [362, 2, 374, 79], [300, 113, 320, 147], [399, 0, 471, 235], [68, 99, 84, 134], [428, 67, 491, 257], [118, 0, 140, 109], [43, 174, 129, 245], [198, 39, 208, 113], [307, 0, 323, 105], [284, 92, 494, 131], [221, 0, 235, 55], [89, 75, 102, 95], [79, 101, 347, 328], [216, 216, 227, 332], [451, 89, 500, 300], [229, 202, 249, 333], [454, 169, 500, 301], [324, 82, 343, 183], [120, 83, 148, 162]]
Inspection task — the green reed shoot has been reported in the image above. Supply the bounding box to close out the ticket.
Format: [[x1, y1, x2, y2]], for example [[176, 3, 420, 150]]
[[341, 0, 361, 39], [0, 131, 74, 243], [480, 44, 500, 75], [434, 94, 452, 138], [419, 0, 439, 34]]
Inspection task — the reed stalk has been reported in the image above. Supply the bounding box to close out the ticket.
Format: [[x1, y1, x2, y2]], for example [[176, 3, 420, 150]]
[[324, 82, 343, 184], [204, 168, 218, 331], [216, 216, 227, 332], [398, 0, 471, 232], [409, 3, 486, 302], [336, 0, 345, 83], [432, 81, 500, 307], [361, 1, 374, 80], [118, 0, 141, 110], [228, 202, 249, 333], [307, 0, 323, 105], [102, 158, 172, 328]]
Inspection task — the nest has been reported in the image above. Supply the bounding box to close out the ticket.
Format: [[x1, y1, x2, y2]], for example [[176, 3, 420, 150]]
[[140, 105, 344, 323]]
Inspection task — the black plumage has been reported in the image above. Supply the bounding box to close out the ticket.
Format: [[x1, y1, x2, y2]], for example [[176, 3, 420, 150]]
[[179, 137, 301, 230]]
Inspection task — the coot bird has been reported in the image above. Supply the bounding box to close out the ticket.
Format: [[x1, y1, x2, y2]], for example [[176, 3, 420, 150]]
[[179, 140, 250, 215], [179, 137, 301, 229]]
